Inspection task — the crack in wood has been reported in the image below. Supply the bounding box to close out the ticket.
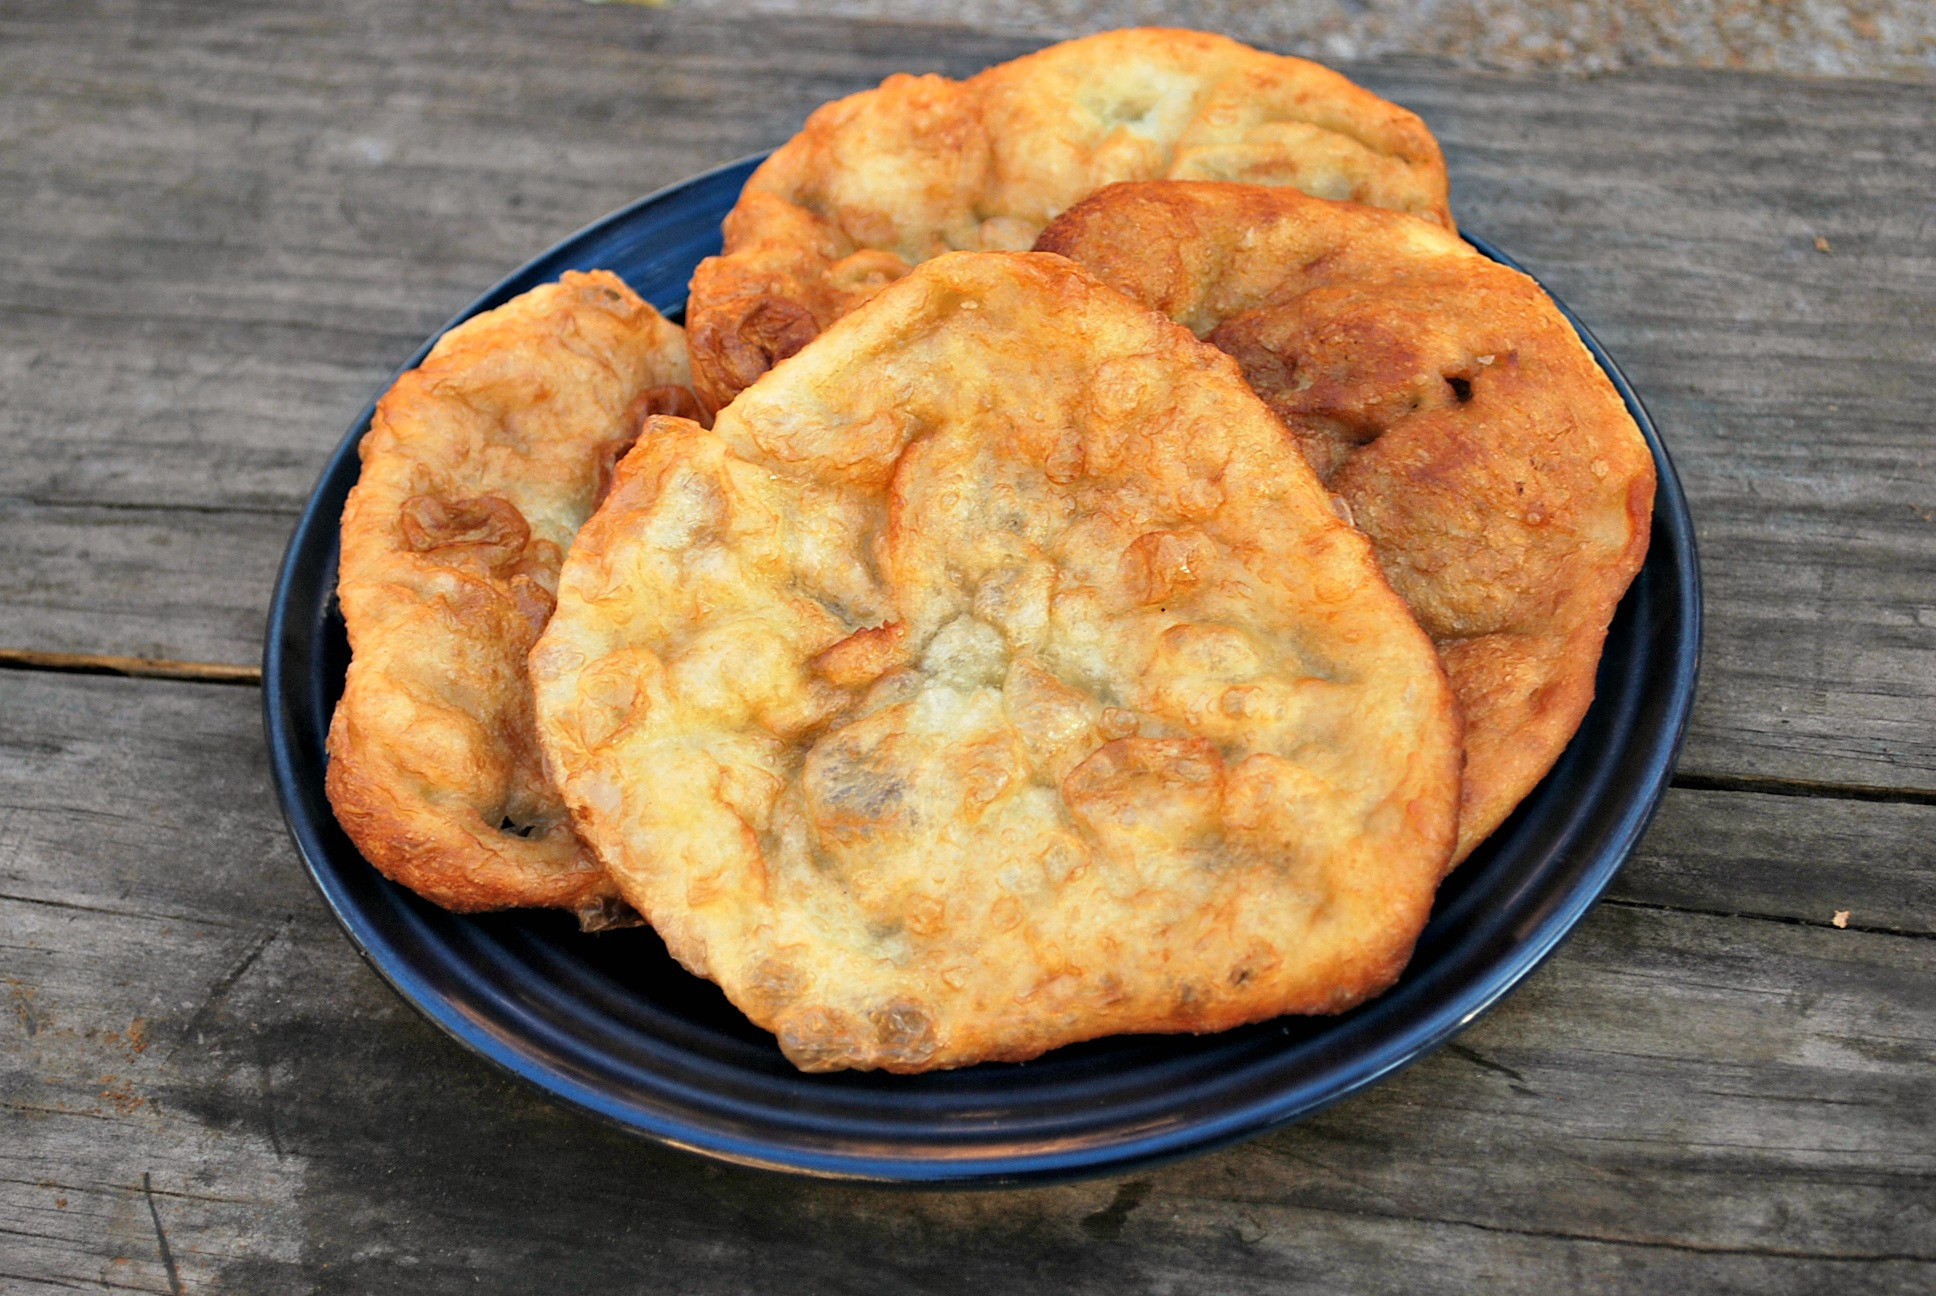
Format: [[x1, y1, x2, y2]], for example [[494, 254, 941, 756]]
[[1180, 1179, 1936, 1263], [0, 803, 153, 829], [0, 1223, 92, 1242], [0, 1273, 87, 1292], [0, 889, 245, 930], [175, 918, 291, 1056], [4, 657, 1934, 817], [140, 1173, 183, 1296], [1443, 1042, 1530, 1085], [0, 295, 427, 348], [1349, 1205, 1936, 1265], [1600, 896, 1934, 941], [1673, 771, 1936, 807], [10, 649, 1933, 828], [0, 650, 259, 686], [15, 495, 303, 519], [0, 1174, 265, 1208], [20, 1179, 261, 1208], [1690, 1090, 1876, 1108], [0, 1102, 127, 1124]]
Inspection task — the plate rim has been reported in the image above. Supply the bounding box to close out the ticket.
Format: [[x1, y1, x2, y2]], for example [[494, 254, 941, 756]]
[[262, 159, 1703, 1186]]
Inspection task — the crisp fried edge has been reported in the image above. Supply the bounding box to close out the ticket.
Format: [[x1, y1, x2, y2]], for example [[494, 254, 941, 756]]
[[325, 270, 688, 920], [537, 253, 1466, 1070], [686, 27, 1455, 411], [1036, 181, 1657, 866]]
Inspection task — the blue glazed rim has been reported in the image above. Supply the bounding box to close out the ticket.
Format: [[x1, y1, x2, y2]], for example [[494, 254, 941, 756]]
[[263, 155, 1703, 1186]]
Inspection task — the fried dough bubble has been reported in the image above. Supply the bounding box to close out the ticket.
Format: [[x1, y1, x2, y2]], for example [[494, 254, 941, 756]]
[[1037, 182, 1656, 862], [687, 27, 1453, 410], [327, 270, 702, 924], [532, 252, 1461, 1071]]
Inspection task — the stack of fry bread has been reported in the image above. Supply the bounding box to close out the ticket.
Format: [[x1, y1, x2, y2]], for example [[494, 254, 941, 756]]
[[325, 29, 1655, 1073]]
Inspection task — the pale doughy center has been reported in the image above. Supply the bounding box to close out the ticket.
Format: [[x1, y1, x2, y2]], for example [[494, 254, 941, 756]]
[[532, 253, 1459, 1072]]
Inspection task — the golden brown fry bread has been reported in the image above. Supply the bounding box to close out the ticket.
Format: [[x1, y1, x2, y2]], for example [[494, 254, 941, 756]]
[[1037, 182, 1656, 863], [531, 252, 1461, 1072], [687, 27, 1452, 410], [327, 270, 702, 923]]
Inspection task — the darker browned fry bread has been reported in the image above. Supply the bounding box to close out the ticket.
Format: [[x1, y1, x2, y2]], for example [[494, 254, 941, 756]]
[[322, 30, 1647, 1076], [326, 270, 702, 923], [1037, 181, 1656, 862], [686, 27, 1453, 411]]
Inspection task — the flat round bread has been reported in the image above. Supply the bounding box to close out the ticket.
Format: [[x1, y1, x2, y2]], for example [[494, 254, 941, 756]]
[[1037, 182, 1656, 862], [327, 270, 702, 923], [687, 27, 1452, 411], [531, 252, 1461, 1072]]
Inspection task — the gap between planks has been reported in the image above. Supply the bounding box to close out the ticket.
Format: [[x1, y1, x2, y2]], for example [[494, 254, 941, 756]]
[[1, 646, 1931, 946], [4, 648, 1934, 811], [0, 648, 259, 686], [1672, 771, 1936, 808], [1599, 896, 1933, 942]]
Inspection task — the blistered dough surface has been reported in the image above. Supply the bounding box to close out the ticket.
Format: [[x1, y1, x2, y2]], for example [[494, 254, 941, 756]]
[[533, 253, 1460, 1071], [687, 27, 1452, 409], [1038, 183, 1656, 862], [327, 270, 698, 920]]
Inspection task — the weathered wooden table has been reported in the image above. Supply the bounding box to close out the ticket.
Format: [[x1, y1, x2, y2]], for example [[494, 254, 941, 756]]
[[4, 2, 1932, 1291]]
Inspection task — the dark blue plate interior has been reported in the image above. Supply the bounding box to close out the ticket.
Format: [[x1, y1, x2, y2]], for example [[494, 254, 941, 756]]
[[264, 156, 1702, 1185]]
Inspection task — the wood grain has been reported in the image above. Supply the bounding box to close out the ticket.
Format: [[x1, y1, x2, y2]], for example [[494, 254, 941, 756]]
[[2, 3, 1933, 1291], [1407, 70, 1936, 795], [0, 648, 259, 685], [666, 0, 1936, 81], [0, 500, 289, 668], [2, 671, 1931, 1294], [1, 1, 1933, 796], [1624, 786, 1936, 938]]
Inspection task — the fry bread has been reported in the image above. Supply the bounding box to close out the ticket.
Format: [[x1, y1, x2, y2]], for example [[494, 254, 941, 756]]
[[1038, 182, 1656, 862], [531, 252, 1461, 1071], [687, 28, 1452, 410], [327, 270, 700, 923]]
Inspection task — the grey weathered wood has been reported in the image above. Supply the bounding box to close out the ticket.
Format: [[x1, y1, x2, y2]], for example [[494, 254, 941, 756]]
[[3, 670, 1931, 1293], [1403, 70, 1936, 794], [668, 0, 1936, 81], [2, 1, 1934, 796], [3, 3, 1934, 1292], [0, 500, 290, 667], [1623, 785, 1936, 938]]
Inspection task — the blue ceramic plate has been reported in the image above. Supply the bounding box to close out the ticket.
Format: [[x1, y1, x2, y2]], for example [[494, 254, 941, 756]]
[[264, 156, 1702, 1185]]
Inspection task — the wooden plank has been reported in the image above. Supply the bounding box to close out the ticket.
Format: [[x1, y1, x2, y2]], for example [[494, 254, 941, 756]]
[[1400, 68, 1936, 794], [0, 500, 288, 667], [0, 650, 259, 685], [2, 669, 1930, 1292], [1, 1, 1933, 788], [1626, 786, 1936, 939], [0, 2, 1035, 509], [669, 0, 1936, 81]]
